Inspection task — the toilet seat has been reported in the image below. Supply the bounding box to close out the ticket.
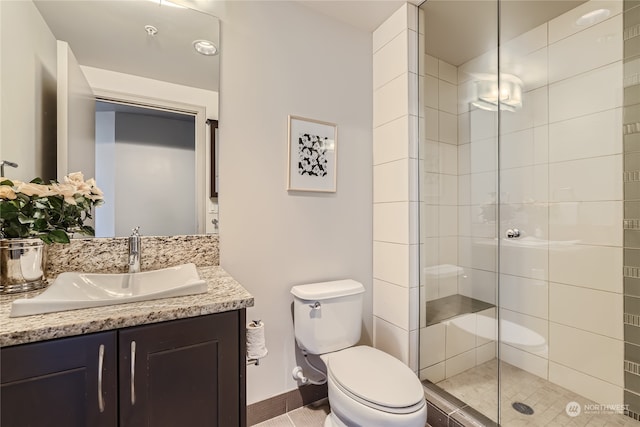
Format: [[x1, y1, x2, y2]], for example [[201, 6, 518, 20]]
[[326, 346, 425, 415]]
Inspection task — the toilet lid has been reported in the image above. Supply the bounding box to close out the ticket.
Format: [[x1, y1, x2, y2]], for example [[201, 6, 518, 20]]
[[327, 346, 424, 410]]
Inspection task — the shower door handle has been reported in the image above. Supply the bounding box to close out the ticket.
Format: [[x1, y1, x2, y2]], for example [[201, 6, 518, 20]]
[[505, 229, 521, 239]]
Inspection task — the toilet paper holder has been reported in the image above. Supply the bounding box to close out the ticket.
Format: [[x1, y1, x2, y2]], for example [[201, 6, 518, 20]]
[[247, 319, 267, 366]]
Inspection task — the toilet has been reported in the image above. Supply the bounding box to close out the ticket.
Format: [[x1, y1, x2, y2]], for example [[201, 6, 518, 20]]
[[291, 279, 427, 427]]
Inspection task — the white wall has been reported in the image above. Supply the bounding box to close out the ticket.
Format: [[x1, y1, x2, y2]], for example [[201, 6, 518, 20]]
[[95, 111, 116, 237], [371, 4, 420, 371], [0, 0, 57, 181], [57, 40, 95, 182], [109, 113, 196, 237], [217, 1, 373, 404]]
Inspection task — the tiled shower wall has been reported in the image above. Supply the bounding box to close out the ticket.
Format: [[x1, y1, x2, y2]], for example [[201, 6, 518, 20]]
[[371, 3, 420, 370], [422, 58, 461, 302], [419, 0, 625, 405], [418, 54, 498, 383], [624, 0, 640, 417]]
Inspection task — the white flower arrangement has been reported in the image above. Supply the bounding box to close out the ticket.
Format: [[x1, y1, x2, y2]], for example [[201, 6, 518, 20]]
[[0, 172, 104, 243]]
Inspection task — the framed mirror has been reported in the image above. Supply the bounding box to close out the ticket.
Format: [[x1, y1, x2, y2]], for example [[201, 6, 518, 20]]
[[0, 0, 220, 237]]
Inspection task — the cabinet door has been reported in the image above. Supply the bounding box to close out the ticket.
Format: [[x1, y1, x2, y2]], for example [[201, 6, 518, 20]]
[[119, 310, 245, 427], [0, 331, 118, 427]]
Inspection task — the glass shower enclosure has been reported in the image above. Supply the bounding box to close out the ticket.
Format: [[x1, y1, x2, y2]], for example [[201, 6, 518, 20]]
[[418, 0, 635, 424]]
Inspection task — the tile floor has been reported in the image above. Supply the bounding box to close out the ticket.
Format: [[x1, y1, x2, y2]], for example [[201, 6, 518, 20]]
[[251, 400, 331, 427], [251, 400, 433, 427], [437, 360, 639, 426], [252, 360, 640, 426]]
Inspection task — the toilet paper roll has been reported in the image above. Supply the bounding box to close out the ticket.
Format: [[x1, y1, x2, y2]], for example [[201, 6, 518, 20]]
[[247, 320, 268, 360]]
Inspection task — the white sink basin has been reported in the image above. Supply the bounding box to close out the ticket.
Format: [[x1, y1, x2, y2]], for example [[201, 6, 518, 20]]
[[10, 263, 207, 317]]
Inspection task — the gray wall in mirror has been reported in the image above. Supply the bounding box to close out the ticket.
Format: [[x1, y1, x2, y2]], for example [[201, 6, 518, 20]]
[[0, 0, 220, 237]]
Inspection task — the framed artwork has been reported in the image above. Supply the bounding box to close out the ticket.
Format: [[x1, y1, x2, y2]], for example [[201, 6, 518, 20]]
[[287, 115, 337, 192]]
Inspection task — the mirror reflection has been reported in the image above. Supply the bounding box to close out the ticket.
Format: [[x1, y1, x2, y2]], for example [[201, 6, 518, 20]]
[[0, 0, 220, 237], [95, 101, 196, 237]]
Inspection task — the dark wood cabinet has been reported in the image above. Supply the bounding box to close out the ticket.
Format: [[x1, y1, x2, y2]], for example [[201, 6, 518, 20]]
[[0, 331, 118, 427], [119, 311, 245, 427], [1, 310, 246, 427]]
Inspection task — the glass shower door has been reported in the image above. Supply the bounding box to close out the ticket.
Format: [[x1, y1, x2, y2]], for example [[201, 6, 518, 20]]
[[418, 0, 500, 423], [419, 0, 632, 424], [495, 1, 555, 423], [497, 0, 629, 424]]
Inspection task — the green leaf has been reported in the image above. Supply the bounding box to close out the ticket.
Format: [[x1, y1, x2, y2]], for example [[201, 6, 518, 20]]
[[34, 200, 50, 209], [0, 179, 14, 186], [40, 235, 53, 244], [48, 196, 63, 210], [0, 203, 19, 219], [48, 229, 70, 244], [17, 213, 35, 224], [15, 193, 30, 204], [80, 225, 95, 236], [33, 219, 48, 231], [3, 223, 27, 238], [30, 177, 45, 184]]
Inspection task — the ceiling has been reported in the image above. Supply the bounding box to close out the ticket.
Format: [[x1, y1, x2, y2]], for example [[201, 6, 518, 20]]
[[32, 0, 592, 92], [267, 0, 590, 67], [297, 0, 413, 32], [245, 0, 590, 67], [184, 0, 416, 33], [33, 0, 403, 91], [423, 0, 589, 66], [34, 0, 220, 91]]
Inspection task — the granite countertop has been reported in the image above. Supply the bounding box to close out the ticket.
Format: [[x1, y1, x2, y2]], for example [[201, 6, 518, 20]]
[[0, 266, 254, 347]]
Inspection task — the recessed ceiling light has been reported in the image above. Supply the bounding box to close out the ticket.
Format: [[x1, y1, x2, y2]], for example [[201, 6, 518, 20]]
[[193, 40, 218, 56], [576, 9, 610, 26]]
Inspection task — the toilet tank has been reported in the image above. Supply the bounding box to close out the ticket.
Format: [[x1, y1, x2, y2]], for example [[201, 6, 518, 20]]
[[291, 279, 364, 355]]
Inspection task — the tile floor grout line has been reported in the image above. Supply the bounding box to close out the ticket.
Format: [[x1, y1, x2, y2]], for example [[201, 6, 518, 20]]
[[284, 412, 295, 427]]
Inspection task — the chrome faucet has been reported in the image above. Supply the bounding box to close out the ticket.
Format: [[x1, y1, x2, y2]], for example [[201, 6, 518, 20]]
[[0, 160, 18, 177], [128, 226, 141, 274]]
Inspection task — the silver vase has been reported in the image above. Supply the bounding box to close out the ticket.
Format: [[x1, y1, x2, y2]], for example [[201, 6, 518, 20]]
[[0, 239, 48, 294]]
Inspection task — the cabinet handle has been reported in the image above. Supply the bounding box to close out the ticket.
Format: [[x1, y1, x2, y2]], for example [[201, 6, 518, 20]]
[[98, 344, 105, 413], [131, 341, 136, 405]]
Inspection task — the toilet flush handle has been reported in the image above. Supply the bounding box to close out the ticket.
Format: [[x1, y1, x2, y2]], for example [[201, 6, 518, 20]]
[[309, 301, 321, 310]]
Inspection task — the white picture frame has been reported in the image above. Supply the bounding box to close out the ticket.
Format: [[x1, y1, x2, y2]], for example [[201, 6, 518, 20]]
[[287, 115, 337, 192]]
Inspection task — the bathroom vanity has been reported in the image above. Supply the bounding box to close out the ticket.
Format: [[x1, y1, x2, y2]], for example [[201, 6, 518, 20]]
[[0, 266, 253, 427]]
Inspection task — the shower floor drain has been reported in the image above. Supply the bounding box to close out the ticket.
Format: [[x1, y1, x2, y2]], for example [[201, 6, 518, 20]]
[[512, 402, 534, 415]]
